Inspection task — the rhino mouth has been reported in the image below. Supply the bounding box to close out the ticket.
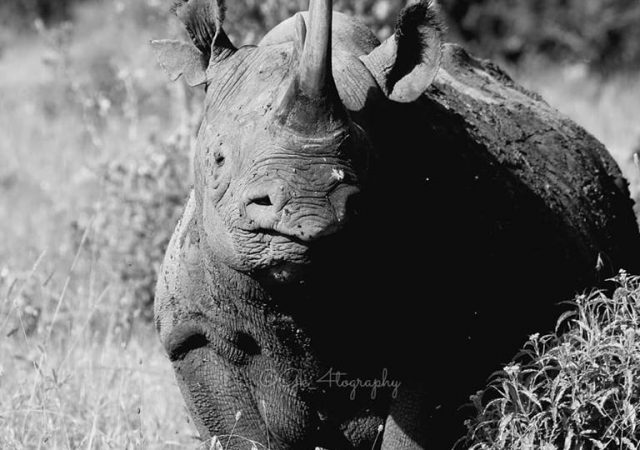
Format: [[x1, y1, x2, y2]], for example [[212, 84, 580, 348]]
[[233, 227, 311, 267], [233, 214, 351, 282], [240, 213, 343, 244], [255, 260, 308, 284], [257, 228, 315, 247], [237, 229, 320, 283]]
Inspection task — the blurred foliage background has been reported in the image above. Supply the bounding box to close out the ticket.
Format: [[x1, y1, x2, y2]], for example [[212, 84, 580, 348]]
[[0, 0, 639, 447], [4, 0, 640, 72]]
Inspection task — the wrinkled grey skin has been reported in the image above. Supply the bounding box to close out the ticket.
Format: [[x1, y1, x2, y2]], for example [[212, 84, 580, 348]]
[[152, 1, 640, 449], [194, 53, 369, 278]]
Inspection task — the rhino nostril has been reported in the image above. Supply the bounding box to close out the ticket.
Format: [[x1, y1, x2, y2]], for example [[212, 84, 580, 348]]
[[234, 332, 260, 356], [251, 195, 273, 207]]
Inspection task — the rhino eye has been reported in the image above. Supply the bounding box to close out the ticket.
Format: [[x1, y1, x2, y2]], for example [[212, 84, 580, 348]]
[[214, 151, 226, 167]]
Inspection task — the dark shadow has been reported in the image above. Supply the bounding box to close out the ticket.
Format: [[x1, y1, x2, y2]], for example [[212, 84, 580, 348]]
[[269, 48, 640, 447]]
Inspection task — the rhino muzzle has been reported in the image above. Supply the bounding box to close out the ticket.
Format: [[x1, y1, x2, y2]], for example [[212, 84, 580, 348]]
[[240, 178, 361, 242]]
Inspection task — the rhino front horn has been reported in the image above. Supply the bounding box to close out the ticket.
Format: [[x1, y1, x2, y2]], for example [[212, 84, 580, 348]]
[[298, 0, 332, 97], [276, 0, 348, 135]]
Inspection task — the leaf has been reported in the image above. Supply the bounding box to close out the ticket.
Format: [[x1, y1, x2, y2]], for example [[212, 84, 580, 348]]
[[622, 437, 637, 449], [556, 310, 577, 333]]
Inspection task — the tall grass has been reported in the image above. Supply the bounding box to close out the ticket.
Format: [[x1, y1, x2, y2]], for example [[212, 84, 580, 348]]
[[0, 239, 198, 448]]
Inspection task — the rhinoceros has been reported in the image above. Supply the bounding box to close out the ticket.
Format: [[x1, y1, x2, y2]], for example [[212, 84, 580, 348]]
[[152, 0, 640, 448]]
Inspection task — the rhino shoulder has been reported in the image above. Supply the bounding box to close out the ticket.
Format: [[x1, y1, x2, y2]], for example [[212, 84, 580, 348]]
[[155, 190, 206, 340]]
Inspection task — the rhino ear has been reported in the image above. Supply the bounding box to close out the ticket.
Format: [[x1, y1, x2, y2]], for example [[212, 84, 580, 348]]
[[360, 0, 444, 103], [172, 0, 236, 63], [152, 0, 236, 87], [151, 39, 208, 87]]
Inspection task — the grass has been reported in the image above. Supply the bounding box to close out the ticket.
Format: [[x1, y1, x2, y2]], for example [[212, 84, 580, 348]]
[[463, 273, 640, 449], [0, 249, 198, 448], [0, 1, 639, 449]]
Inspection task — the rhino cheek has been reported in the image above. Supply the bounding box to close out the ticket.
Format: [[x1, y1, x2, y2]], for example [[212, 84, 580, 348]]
[[202, 197, 247, 270], [201, 197, 276, 272]]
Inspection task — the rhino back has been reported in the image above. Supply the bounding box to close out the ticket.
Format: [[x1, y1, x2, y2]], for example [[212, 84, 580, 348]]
[[426, 43, 640, 274]]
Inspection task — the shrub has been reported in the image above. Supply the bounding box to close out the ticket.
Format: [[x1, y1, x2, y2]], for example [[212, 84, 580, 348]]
[[463, 272, 640, 449], [440, 0, 640, 74], [92, 131, 193, 321], [222, 0, 401, 44], [29, 7, 196, 323], [0, 0, 79, 29]]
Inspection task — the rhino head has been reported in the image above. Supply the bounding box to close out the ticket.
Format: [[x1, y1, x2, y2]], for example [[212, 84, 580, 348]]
[[153, 0, 443, 284]]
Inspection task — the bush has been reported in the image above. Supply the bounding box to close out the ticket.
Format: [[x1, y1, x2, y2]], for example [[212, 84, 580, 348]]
[[92, 132, 192, 322], [5, 0, 640, 74], [463, 272, 640, 449], [440, 0, 640, 74], [0, 0, 80, 29], [28, 6, 196, 323], [208, 0, 640, 73], [222, 0, 401, 44]]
